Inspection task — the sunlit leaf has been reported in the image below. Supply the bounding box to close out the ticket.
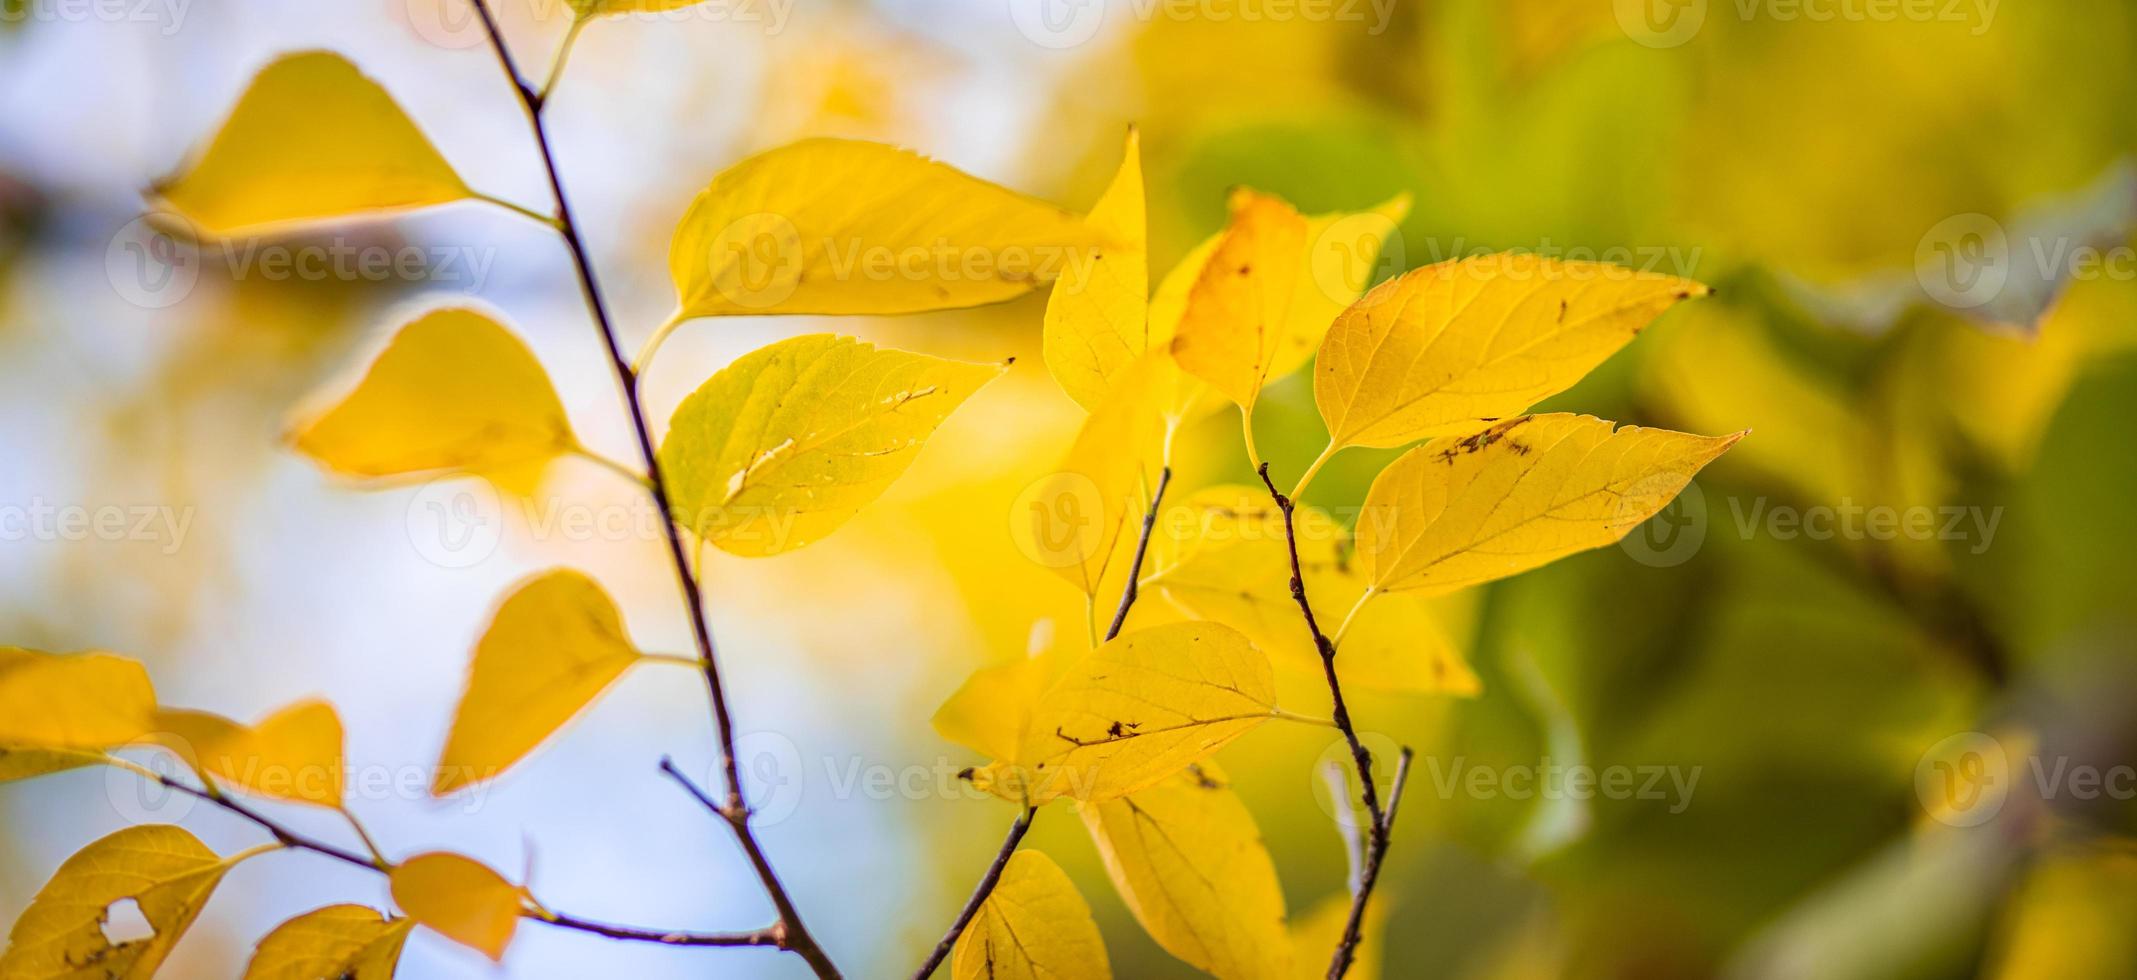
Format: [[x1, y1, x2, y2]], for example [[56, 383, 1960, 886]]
[[241, 905, 413, 980], [151, 700, 345, 807], [0, 746, 110, 784], [388, 853, 522, 962], [668, 138, 1104, 319], [1315, 254, 1707, 450], [950, 849, 1111, 980], [659, 333, 1004, 556], [1169, 189, 1311, 414], [1021, 353, 1169, 598], [289, 308, 575, 482], [153, 51, 471, 237], [434, 570, 648, 795], [0, 825, 250, 979], [1080, 762, 1291, 980], [968, 621, 1276, 804], [1355, 414, 1742, 595], [1044, 129, 1151, 412], [0, 647, 157, 751]]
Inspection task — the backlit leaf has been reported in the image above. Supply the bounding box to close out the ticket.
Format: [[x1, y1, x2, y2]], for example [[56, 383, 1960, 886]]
[[969, 621, 1276, 804], [1315, 254, 1708, 450], [154, 51, 471, 238], [0, 825, 250, 979], [1021, 353, 1169, 598], [0, 747, 109, 784], [0, 647, 157, 750], [1044, 129, 1152, 412], [668, 138, 1104, 319], [388, 853, 522, 962], [241, 905, 413, 980], [659, 333, 1004, 556], [1080, 762, 1291, 980], [289, 308, 575, 482], [950, 849, 1111, 980], [151, 700, 345, 807], [1169, 190, 1310, 414], [434, 570, 648, 795], [1355, 414, 1742, 596]]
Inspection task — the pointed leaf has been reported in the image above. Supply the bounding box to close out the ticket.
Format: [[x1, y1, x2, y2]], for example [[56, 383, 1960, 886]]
[[151, 700, 345, 807], [242, 905, 413, 980], [290, 308, 575, 481], [950, 849, 1111, 980], [1080, 762, 1291, 980], [154, 51, 471, 237], [1043, 129, 1151, 412], [0, 647, 157, 750], [0, 826, 245, 979], [434, 570, 647, 795], [1355, 414, 1743, 595], [1316, 254, 1708, 450], [971, 622, 1276, 804], [1169, 190, 1310, 413], [668, 138, 1104, 319], [388, 853, 521, 962], [659, 333, 1004, 556]]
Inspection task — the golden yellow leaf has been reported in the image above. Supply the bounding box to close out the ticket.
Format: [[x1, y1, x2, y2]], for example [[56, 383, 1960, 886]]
[[1281, 193, 1411, 380], [1079, 762, 1292, 980], [1043, 129, 1151, 412], [388, 853, 522, 962], [0, 747, 109, 784], [1020, 353, 1169, 598], [570, 0, 706, 16], [933, 655, 1055, 764], [150, 700, 345, 807], [289, 308, 575, 482], [434, 570, 648, 795], [1355, 414, 1742, 596], [0, 825, 253, 979], [1315, 254, 1708, 450], [950, 849, 1111, 980], [658, 333, 1005, 557], [1289, 893, 1387, 980], [1143, 489, 1478, 697], [153, 51, 471, 238], [0, 647, 157, 750], [1169, 190, 1310, 414], [241, 905, 413, 980], [668, 138, 1104, 319], [969, 621, 1276, 804]]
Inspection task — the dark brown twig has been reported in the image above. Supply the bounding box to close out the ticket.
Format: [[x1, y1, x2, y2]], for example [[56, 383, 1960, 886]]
[[463, 4, 836, 975], [1104, 466, 1173, 641], [1256, 461, 1408, 979]]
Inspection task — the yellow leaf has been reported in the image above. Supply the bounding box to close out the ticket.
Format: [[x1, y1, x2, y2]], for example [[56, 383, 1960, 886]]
[[150, 700, 345, 807], [241, 905, 413, 980], [0, 647, 157, 750], [1043, 129, 1151, 412], [1020, 353, 1170, 598], [1144, 489, 1479, 696], [1169, 190, 1311, 413], [933, 655, 1054, 764], [668, 138, 1104, 319], [971, 621, 1276, 804], [153, 51, 471, 238], [388, 853, 522, 962], [1281, 193, 1412, 381], [290, 308, 575, 482], [0, 746, 109, 784], [950, 850, 1111, 980], [658, 333, 1005, 557], [1355, 414, 1743, 596], [1079, 762, 1291, 980], [570, 0, 706, 16], [0, 825, 250, 979], [434, 570, 647, 795], [1315, 254, 1708, 450], [1289, 893, 1388, 980]]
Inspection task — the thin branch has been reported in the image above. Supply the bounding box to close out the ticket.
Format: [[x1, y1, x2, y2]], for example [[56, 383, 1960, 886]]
[[464, 3, 837, 975], [1103, 466, 1172, 642], [906, 806, 1036, 980], [1256, 461, 1409, 980]]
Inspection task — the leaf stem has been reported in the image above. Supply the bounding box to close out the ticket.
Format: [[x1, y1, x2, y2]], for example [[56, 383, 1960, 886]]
[[632, 309, 689, 378], [573, 444, 651, 487], [336, 804, 392, 870], [1329, 587, 1377, 652], [471, 190, 560, 228], [906, 806, 1036, 980], [465, 3, 838, 975], [1256, 460, 1408, 980], [535, 16, 588, 108], [1289, 440, 1338, 502]]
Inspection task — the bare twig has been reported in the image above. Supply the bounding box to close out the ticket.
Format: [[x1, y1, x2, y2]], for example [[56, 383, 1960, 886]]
[[906, 806, 1037, 979], [463, 4, 836, 975], [1256, 461, 1410, 980], [912, 461, 1175, 976]]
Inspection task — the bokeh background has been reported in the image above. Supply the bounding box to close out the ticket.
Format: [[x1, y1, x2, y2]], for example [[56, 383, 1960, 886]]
[[4, 0, 2136, 975]]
